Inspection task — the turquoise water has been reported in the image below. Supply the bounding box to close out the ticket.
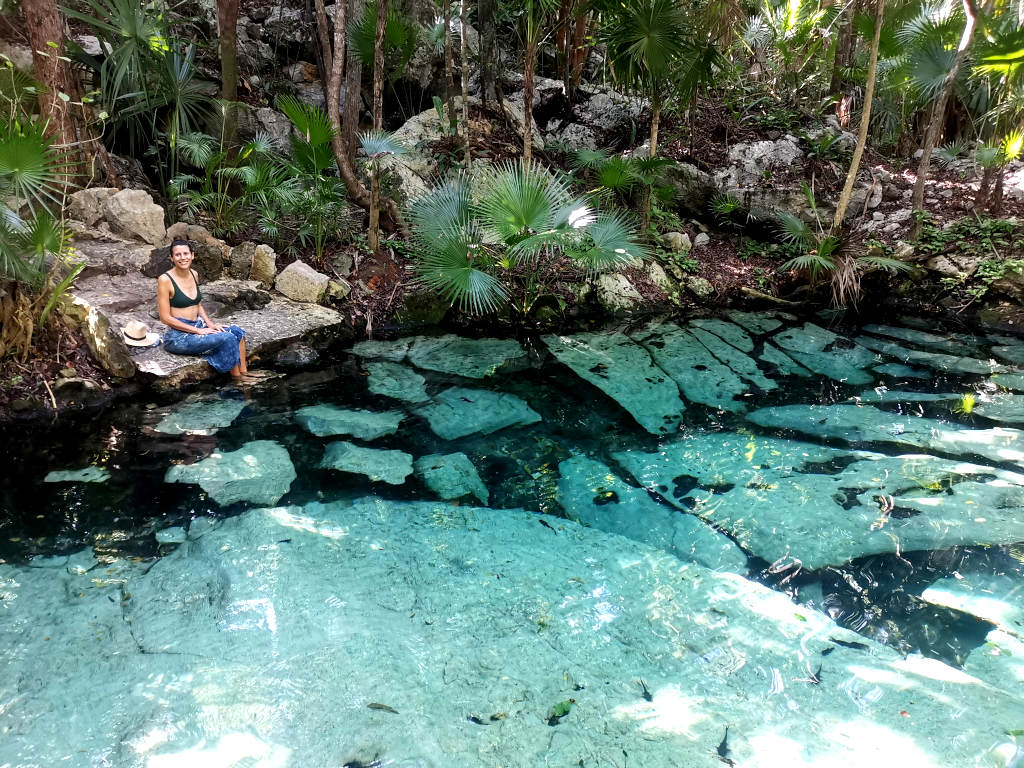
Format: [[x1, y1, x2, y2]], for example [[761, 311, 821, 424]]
[[2, 314, 1024, 767]]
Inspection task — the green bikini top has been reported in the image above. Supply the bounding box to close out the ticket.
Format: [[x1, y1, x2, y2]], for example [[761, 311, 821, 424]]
[[165, 269, 202, 309]]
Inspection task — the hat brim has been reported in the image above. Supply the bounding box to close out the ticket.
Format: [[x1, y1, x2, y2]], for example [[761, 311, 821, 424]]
[[122, 332, 160, 347]]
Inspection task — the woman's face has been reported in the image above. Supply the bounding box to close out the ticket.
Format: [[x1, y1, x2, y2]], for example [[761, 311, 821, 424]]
[[171, 244, 193, 269]]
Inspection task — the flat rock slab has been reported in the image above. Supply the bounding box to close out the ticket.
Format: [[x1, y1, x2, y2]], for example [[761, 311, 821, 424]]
[[856, 335, 1014, 376], [1, 498, 1021, 767], [689, 325, 777, 391], [164, 439, 296, 505], [861, 324, 980, 357], [922, 573, 1024, 638], [874, 363, 930, 379], [365, 360, 430, 404], [406, 334, 527, 378], [415, 386, 541, 440], [688, 318, 755, 352], [350, 338, 411, 362], [152, 396, 246, 435], [320, 441, 414, 484], [295, 404, 405, 440], [414, 452, 489, 503], [629, 322, 748, 412], [557, 455, 748, 572], [725, 310, 789, 335], [542, 332, 684, 435], [965, 629, 1024, 690], [773, 323, 875, 385], [760, 342, 813, 377], [43, 466, 110, 483], [748, 403, 1024, 470], [615, 433, 1024, 569], [992, 344, 1024, 366]]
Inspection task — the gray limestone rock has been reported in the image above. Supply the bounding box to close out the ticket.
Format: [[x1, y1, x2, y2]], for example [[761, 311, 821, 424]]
[[415, 386, 541, 440], [320, 441, 413, 484], [351, 338, 411, 362], [542, 332, 685, 435], [228, 241, 257, 280], [99, 188, 166, 245], [153, 396, 246, 435], [44, 466, 110, 483], [251, 244, 277, 288], [365, 360, 430, 404], [760, 342, 813, 377], [874, 363, 930, 379], [689, 318, 755, 352], [414, 452, 489, 503], [726, 310, 787, 335], [558, 455, 747, 572], [992, 344, 1024, 366], [684, 275, 714, 298], [690, 326, 777, 392], [773, 323, 876, 384], [663, 231, 691, 254], [275, 260, 329, 303], [406, 335, 526, 379], [164, 439, 296, 505], [861, 324, 979, 357], [295, 404, 405, 440], [68, 187, 117, 226], [595, 272, 644, 312], [856, 335, 1013, 376]]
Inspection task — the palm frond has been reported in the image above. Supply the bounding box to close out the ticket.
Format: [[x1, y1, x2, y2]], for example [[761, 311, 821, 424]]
[[358, 130, 407, 159], [775, 211, 814, 247], [0, 118, 72, 212], [573, 211, 648, 272]]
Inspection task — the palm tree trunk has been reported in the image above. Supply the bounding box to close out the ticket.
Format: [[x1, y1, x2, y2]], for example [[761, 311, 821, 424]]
[[478, 0, 496, 104], [650, 90, 661, 158], [460, 0, 470, 168], [832, 0, 884, 231], [444, 0, 456, 132], [911, 0, 979, 236], [369, 0, 387, 253], [217, 0, 240, 152], [343, 0, 365, 157], [566, 11, 590, 108], [524, 37, 537, 164]]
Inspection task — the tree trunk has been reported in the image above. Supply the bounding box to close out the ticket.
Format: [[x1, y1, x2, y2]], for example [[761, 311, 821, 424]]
[[312, 0, 333, 74], [993, 165, 1005, 215], [829, 0, 855, 97], [368, 0, 388, 252], [478, 0, 496, 104], [343, 0, 365, 157], [649, 90, 661, 158], [975, 165, 994, 211], [23, 0, 80, 188], [832, 0, 884, 231], [523, 37, 537, 165], [444, 0, 456, 132], [217, 0, 241, 151], [566, 11, 589, 108], [460, 0, 470, 168], [326, 0, 404, 234], [911, 0, 979, 235]]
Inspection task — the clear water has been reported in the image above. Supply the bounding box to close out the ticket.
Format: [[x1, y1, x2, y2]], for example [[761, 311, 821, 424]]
[[2, 316, 1024, 767]]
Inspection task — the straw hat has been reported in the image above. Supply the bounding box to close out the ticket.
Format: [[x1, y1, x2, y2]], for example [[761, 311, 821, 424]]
[[121, 320, 160, 347]]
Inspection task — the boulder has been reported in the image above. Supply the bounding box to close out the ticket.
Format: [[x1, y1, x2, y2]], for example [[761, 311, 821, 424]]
[[414, 452, 489, 504], [327, 279, 351, 301], [99, 189, 166, 245], [275, 260, 329, 303], [64, 296, 137, 378], [153, 396, 247, 435], [283, 61, 318, 83], [295, 404, 405, 440], [142, 240, 227, 281], [251, 244, 277, 288], [663, 231, 691, 253], [684, 275, 714, 298], [164, 439, 296, 505], [719, 138, 804, 187], [595, 272, 643, 312], [693, 232, 710, 248], [320, 441, 414, 485], [68, 188, 117, 226], [659, 162, 716, 215], [228, 241, 257, 280], [0, 40, 33, 70], [547, 123, 599, 151]]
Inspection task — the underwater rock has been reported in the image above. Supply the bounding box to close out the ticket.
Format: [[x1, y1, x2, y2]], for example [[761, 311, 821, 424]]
[[557, 456, 748, 572], [617, 432, 1024, 568], [43, 466, 110, 483], [760, 342, 813, 377], [541, 332, 685, 434], [965, 629, 1024, 690], [406, 335, 527, 379], [629, 322, 748, 412], [414, 452, 489, 504], [992, 344, 1024, 366], [152, 396, 246, 435], [773, 323, 876, 384], [688, 318, 755, 352], [415, 387, 541, 440], [350, 338, 411, 362], [320, 441, 413, 484], [971, 393, 1024, 425], [725, 310, 790, 335], [164, 440, 295, 505], [851, 389, 960, 405], [861, 324, 979, 357], [856, 335, 1014, 376], [3, 497, 1020, 767], [748, 403, 1024, 469], [295, 404, 405, 440], [365, 361, 430, 404], [689, 325, 777, 392], [922, 573, 1024, 639], [873, 363, 930, 379]]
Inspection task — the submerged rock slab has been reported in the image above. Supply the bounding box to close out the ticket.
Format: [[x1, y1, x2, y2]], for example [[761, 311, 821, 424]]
[[852, 389, 959, 405], [972, 393, 1024, 424], [873, 363, 930, 379], [164, 439, 296, 505], [350, 337, 411, 362], [861, 324, 979, 356], [749, 403, 1024, 469], [773, 323, 875, 384], [542, 332, 685, 434], [688, 318, 755, 352], [414, 452, 489, 504], [965, 629, 1024, 689], [630, 322, 747, 412], [295, 404, 405, 440], [760, 342, 813, 377], [365, 360, 430, 404], [690, 326, 777, 391], [320, 441, 413, 484], [2, 498, 1021, 767], [557, 455, 748, 572], [725, 310, 787, 335], [153, 396, 246, 435], [43, 466, 110, 483], [415, 386, 541, 440], [406, 334, 526, 378], [615, 433, 1024, 568], [992, 344, 1024, 366], [922, 573, 1024, 638], [856, 335, 1013, 376]]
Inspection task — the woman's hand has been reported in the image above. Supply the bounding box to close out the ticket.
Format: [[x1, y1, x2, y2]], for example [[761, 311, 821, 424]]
[[207, 322, 225, 332], [195, 327, 218, 335]]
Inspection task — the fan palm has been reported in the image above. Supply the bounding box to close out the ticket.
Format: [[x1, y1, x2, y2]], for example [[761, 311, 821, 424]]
[[359, 130, 406, 253], [408, 161, 647, 316]]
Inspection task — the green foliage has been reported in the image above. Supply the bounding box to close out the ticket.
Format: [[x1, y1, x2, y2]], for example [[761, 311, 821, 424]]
[[348, 3, 420, 84], [0, 117, 72, 212], [922, 216, 1024, 307], [570, 148, 673, 215], [408, 161, 647, 316]]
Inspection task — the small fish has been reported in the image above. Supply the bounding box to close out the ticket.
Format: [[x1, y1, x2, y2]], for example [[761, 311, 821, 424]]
[[829, 636, 869, 651], [466, 715, 488, 725], [808, 664, 822, 685], [538, 519, 556, 533], [367, 702, 399, 714], [717, 726, 736, 766], [637, 679, 653, 702], [278, 538, 291, 544]]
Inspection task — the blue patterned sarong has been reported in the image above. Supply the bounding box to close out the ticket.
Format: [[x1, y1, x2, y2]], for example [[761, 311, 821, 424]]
[[162, 317, 245, 373]]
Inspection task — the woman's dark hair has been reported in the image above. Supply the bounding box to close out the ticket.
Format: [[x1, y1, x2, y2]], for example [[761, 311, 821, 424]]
[[170, 239, 192, 252]]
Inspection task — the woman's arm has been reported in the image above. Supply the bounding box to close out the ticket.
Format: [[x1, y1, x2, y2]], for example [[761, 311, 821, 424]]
[[196, 302, 224, 332]]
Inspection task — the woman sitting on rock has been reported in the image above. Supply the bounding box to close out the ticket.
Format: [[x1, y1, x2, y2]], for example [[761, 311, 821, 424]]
[[157, 239, 264, 381]]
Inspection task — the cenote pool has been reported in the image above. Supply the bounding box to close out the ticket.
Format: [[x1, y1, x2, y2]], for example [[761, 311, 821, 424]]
[[2, 311, 1023, 767]]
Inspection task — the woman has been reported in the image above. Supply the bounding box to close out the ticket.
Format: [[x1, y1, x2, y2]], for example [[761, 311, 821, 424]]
[[157, 239, 264, 381]]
